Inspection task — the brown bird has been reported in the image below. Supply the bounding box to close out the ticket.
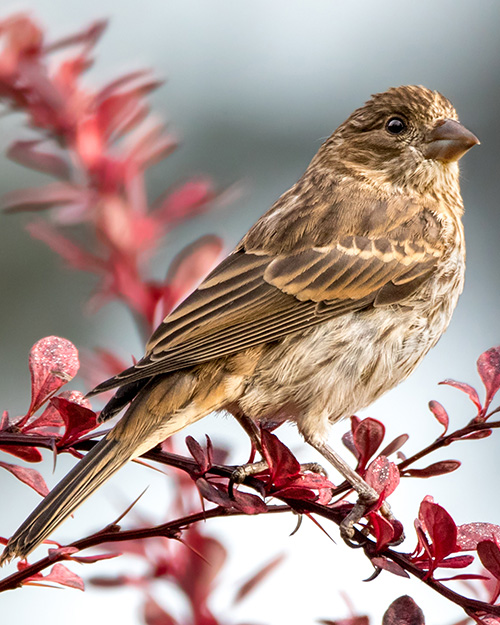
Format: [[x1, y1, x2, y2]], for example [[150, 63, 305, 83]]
[[1, 85, 479, 563]]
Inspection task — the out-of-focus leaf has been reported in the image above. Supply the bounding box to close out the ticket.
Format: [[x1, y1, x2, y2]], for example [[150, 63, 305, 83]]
[[1, 182, 82, 213], [7, 140, 71, 179], [234, 554, 285, 604]]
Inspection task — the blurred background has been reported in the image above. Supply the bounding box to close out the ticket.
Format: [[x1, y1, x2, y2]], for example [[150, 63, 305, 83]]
[[1, 1, 500, 623]]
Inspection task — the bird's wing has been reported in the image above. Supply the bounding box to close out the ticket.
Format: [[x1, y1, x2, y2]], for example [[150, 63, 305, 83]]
[[92, 221, 441, 394]]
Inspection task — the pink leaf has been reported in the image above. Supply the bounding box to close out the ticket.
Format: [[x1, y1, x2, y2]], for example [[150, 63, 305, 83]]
[[382, 596, 425, 625], [428, 400, 449, 434], [0, 461, 49, 496], [371, 556, 410, 578], [143, 595, 179, 625], [477, 346, 500, 413], [439, 379, 482, 413], [457, 523, 500, 551], [1, 182, 82, 213], [7, 140, 71, 180], [365, 456, 400, 497], [44, 19, 107, 53], [42, 563, 85, 590], [154, 177, 215, 225], [403, 460, 461, 478], [478, 541, 500, 581], [27, 336, 80, 416], [51, 396, 98, 447]]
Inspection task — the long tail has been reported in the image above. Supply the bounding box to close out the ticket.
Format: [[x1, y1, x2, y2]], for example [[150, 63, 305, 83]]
[[0, 436, 132, 564], [0, 369, 217, 564]]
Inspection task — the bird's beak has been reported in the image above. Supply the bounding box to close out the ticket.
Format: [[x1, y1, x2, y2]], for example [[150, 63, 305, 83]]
[[423, 119, 479, 163]]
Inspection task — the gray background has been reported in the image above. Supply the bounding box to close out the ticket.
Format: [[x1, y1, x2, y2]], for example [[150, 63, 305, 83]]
[[1, 1, 499, 624]]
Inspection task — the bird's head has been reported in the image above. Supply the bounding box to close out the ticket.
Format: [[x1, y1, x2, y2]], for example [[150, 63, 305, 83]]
[[327, 85, 479, 195]]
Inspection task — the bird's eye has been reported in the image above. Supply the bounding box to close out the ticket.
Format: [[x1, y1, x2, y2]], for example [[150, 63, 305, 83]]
[[386, 117, 407, 135]]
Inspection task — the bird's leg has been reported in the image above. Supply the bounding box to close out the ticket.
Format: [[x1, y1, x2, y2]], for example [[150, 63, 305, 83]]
[[228, 409, 326, 484], [308, 439, 395, 544]]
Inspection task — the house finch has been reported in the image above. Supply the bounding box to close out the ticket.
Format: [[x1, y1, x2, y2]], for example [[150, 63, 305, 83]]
[[1, 85, 479, 562]]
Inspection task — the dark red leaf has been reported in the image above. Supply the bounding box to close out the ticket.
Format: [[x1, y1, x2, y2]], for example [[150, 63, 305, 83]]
[[7, 140, 71, 180], [439, 379, 482, 413], [478, 541, 500, 581], [27, 336, 80, 417], [0, 461, 48, 496], [382, 596, 425, 625], [371, 556, 410, 578], [379, 433, 409, 458], [185, 436, 209, 473], [457, 523, 500, 551], [403, 460, 461, 478], [51, 396, 98, 447], [365, 456, 400, 497], [196, 478, 233, 508], [234, 554, 285, 604], [319, 619, 369, 625], [231, 489, 267, 514], [353, 418, 385, 471], [428, 400, 449, 434], [419, 500, 458, 563], [477, 346, 500, 412]]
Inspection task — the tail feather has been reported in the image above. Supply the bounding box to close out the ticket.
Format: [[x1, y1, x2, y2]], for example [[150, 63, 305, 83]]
[[0, 437, 131, 564]]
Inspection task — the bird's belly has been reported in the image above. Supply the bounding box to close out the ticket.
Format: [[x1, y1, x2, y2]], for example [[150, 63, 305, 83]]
[[238, 268, 463, 442]]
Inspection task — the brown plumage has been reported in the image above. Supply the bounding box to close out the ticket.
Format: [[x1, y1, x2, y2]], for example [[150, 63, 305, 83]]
[[1, 85, 479, 563]]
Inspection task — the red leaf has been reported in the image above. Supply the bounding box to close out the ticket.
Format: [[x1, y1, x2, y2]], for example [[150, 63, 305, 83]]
[[231, 489, 267, 514], [477, 346, 500, 412], [371, 556, 410, 578], [419, 500, 458, 563], [439, 379, 482, 413], [25, 337, 80, 417], [382, 596, 425, 625], [437, 555, 475, 568], [379, 433, 409, 458], [478, 541, 500, 581], [352, 418, 385, 471], [0, 461, 48, 496], [7, 140, 71, 180], [428, 400, 449, 434], [0, 444, 42, 463], [1, 182, 82, 213], [260, 428, 301, 486], [368, 512, 395, 552], [51, 396, 98, 447], [457, 523, 500, 551], [365, 456, 400, 497], [234, 554, 285, 604], [186, 436, 210, 473], [403, 460, 461, 478]]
